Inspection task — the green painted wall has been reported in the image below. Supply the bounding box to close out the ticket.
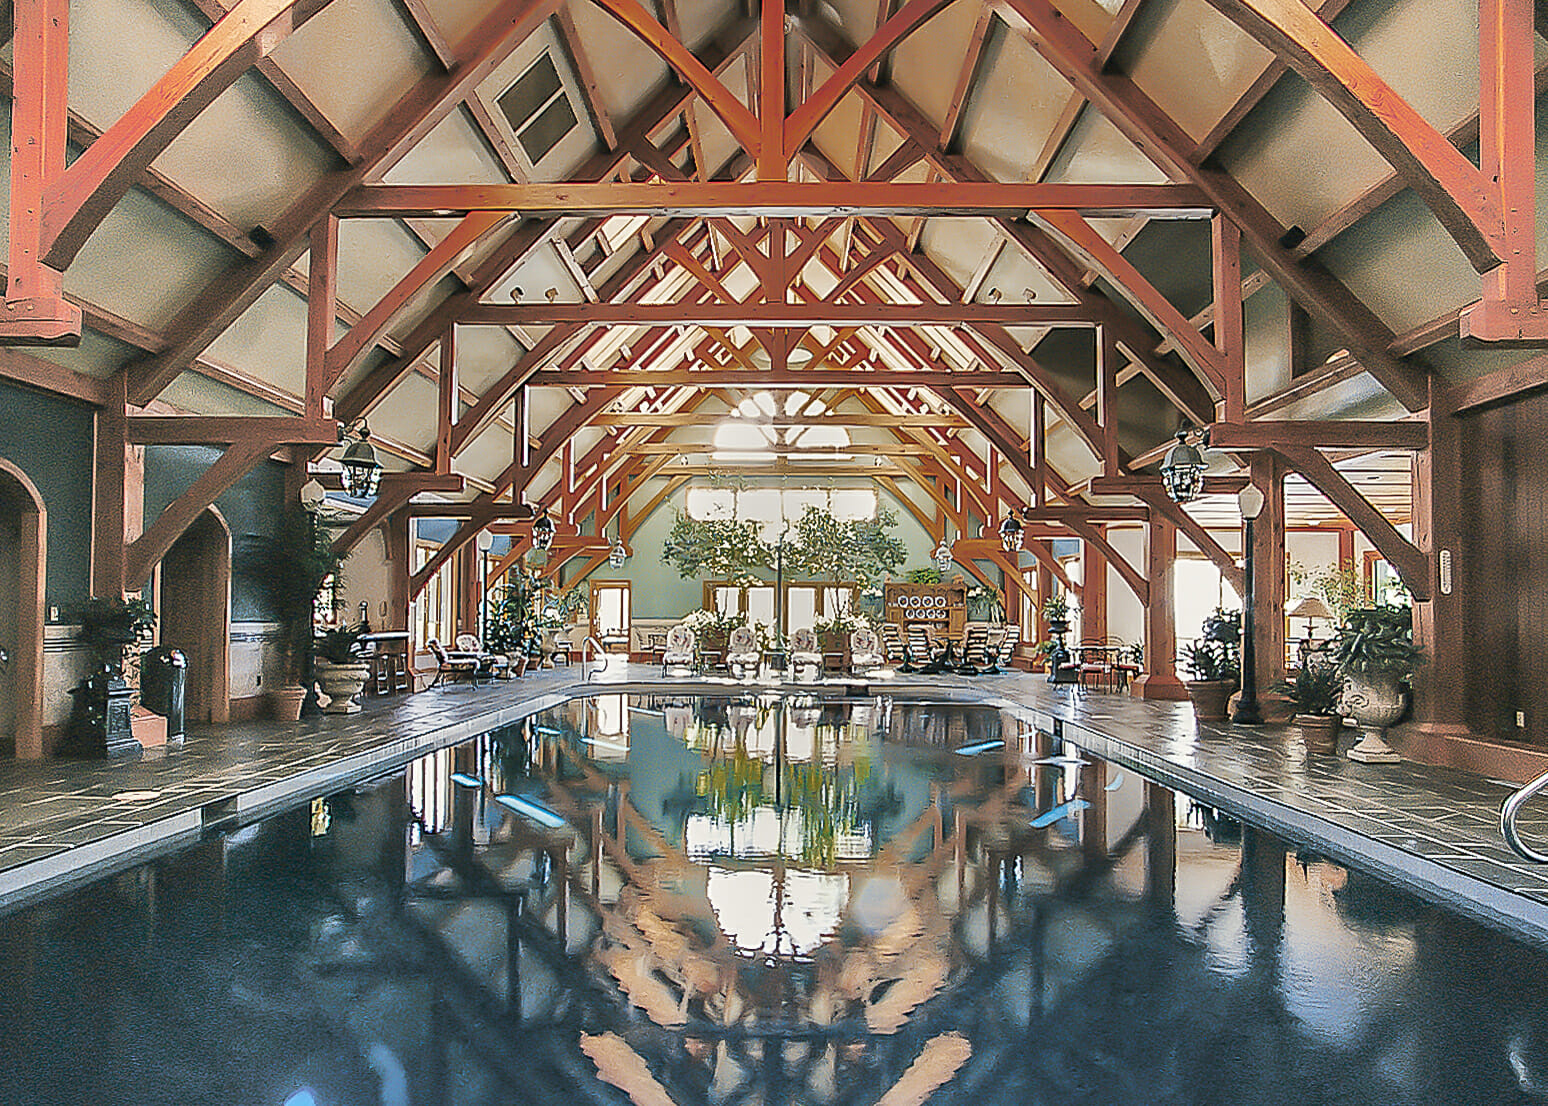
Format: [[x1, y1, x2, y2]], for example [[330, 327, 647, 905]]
[[142, 446, 287, 620], [0, 381, 95, 612]]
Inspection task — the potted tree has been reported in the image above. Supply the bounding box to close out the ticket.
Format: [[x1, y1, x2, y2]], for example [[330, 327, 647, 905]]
[[1328, 604, 1423, 763], [1180, 639, 1240, 722], [486, 574, 538, 676], [314, 624, 370, 713], [1272, 658, 1344, 753], [238, 504, 341, 721]]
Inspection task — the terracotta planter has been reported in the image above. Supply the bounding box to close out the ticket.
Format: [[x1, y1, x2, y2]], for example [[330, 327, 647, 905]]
[[268, 685, 307, 722], [315, 660, 370, 714], [1185, 679, 1234, 722], [1295, 713, 1342, 754]]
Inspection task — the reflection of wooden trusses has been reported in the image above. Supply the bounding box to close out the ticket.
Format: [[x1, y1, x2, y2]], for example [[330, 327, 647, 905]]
[[13, 0, 1539, 602]]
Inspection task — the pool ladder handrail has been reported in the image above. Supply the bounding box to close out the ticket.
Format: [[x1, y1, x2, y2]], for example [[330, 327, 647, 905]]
[[581, 636, 609, 682], [1501, 768, 1548, 863]]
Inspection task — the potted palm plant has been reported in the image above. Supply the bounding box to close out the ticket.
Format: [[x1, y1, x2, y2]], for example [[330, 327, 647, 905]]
[[1272, 658, 1344, 753], [314, 624, 370, 713], [1181, 639, 1240, 722], [238, 504, 341, 721], [1328, 605, 1423, 763], [63, 596, 158, 756]]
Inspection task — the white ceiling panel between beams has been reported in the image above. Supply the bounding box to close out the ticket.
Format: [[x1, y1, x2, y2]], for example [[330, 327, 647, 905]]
[[412, 0, 491, 47], [445, 325, 528, 395], [160, 370, 294, 417], [334, 219, 442, 320], [269, 0, 438, 142], [1044, 108, 1169, 185], [204, 284, 312, 397], [960, 23, 1079, 184], [370, 372, 443, 453], [977, 243, 1082, 305], [567, 1, 674, 123], [32, 331, 142, 380], [66, 189, 240, 332], [382, 110, 513, 185], [918, 218, 1003, 293], [1123, 0, 1275, 144], [890, 2, 986, 133]]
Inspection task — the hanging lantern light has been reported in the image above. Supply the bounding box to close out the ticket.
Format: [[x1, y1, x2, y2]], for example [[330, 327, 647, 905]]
[[608, 536, 628, 568], [340, 421, 382, 499], [530, 507, 555, 551], [934, 538, 954, 574], [998, 513, 1024, 554], [1159, 427, 1208, 504]]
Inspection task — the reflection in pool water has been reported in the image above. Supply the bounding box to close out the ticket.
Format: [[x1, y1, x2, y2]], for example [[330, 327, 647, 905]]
[[3, 694, 1548, 1105]]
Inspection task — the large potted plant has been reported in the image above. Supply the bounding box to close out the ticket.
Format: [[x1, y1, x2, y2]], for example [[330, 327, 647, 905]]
[[1272, 657, 1344, 753], [314, 624, 369, 714], [1328, 605, 1423, 763], [63, 596, 158, 756], [238, 504, 341, 721], [1181, 640, 1240, 722], [486, 572, 539, 675]]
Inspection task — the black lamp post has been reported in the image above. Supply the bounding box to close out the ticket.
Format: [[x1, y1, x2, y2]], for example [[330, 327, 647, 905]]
[[1232, 484, 1265, 725]]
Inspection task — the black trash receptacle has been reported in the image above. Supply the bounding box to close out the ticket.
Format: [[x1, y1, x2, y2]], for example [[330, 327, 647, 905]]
[[141, 646, 187, 740]]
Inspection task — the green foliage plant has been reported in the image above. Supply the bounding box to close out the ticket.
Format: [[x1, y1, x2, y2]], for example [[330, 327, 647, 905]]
[[316, 624, 367, 665], [1328, 605, 1423, 679], [662, 513, 773, 579], [906, 566, 943, 585], [783, 504, 906, 584], [1181, 640, 1240, 682], [1271, 660, 1343, 716], [73, 596, 157, 649], [1041, 592, 1072, 622], [237, 505, 342, 679]]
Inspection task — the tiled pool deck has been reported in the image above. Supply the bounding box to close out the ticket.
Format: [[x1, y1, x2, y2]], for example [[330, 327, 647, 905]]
[[3, 664, 1548, 949]]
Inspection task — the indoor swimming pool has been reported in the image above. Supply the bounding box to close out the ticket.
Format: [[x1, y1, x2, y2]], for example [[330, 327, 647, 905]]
[[1, 693, 1546, 1105]]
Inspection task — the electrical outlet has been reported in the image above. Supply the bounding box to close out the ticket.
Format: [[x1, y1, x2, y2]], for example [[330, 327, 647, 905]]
[[1518, 711, 1527, 728]]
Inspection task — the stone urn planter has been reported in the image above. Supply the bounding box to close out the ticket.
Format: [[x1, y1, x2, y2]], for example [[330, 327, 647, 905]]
[[1294, 713, 1343, 754], [315, 659, 370, 714], [1185, 680, 1234, 722], [1340, 673, 1406, 763]]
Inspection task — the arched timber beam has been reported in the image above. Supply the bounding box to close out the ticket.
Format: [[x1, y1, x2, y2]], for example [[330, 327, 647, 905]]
[[41, 0, 341, 270], [580, 0, 760, 156], [782, 0, 962, 162], [1196, 0, 1503, 273], [994, 0, 1430, 413], [125, 0, 565, 407]]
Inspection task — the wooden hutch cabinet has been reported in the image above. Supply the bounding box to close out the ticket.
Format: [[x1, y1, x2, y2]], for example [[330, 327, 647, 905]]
[[884, 580, 968, 638]]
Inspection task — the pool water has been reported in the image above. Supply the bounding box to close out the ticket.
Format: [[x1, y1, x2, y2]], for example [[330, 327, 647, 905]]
[[3, 694, 1548, 1105]]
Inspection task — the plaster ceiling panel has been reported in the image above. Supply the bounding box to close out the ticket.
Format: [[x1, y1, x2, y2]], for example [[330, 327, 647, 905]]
[[381, 110, 509, 184], [1242, 280, 1291, 405], [1335, 0, 1480, 136], [1059, 0, 1126, 43], [889, 1, 985, 132], [918, 218, 1001, 292], [976, 240, 1080, 304], [812, 83, 869, 176], [721, 53, 754, 111], [159, 370, 292, 417], [1046, 424, 1100, 484], [492, 238, 588, 304], [413, 0, 492, 46], [268, 0, 436, 141], [673, 0, 730, 50], [1316, 191, 1477, 334], [204, 284, 311, 398], [383, 273, 465, 347], [567, 1, 672, 122], [333, 220, 435, 318], [1215, 75, 1390, 232], [32, 330, 140, 380], [448, 324, 527, 395], [1269, 372, 1402, 421], [1046, 109, 1168, 184], [567, 425, 605, 459], [66, 0, 201, 129], [527, 386, 576, 433], [1122, 0, 1274, 143], [987, 391, 1033, 439], [65, 190, 239, 332], [688, 100, 741, 180], [959, 24, 1077, 185], [825, 0, 880, 40], [1421, 335, 1539, 387], [369, 373, 442, 453]]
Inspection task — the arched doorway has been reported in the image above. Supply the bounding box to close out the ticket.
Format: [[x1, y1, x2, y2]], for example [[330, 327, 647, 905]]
[[0, 460, 45, 758], [157, 507, 231, 724]]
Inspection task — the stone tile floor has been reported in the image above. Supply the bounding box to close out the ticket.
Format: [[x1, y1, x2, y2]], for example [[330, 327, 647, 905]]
[[2, 662, 1547, 947]]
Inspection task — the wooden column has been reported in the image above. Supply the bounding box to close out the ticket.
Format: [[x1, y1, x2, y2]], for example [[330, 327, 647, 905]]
[[0, 0, 81, 344], [1082, 533, 1108, 642], [1080, 759, 1107, 861], [1212, 214, 1244, 422], [456, 542, 479, 637], [1131, 512, 1186, 699], [1400, 379, 1473, 750], [385, 508, 412, 633], [1035, 563, 1053, 671], [1144, 781, 1176, 913], [1251, 453, 1286, 688]]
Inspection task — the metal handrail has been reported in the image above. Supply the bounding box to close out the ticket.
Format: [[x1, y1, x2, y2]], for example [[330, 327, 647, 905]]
[[1501, 768, 1548, 863], [581, 636, 609, 682]]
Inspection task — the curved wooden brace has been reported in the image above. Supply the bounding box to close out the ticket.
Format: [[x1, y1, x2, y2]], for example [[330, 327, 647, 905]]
[[784, 0, 961, 162], [323, 212, 511, 393], [1198, 0, 1502, 273], [126, 0, 564, 407], [994, 0, 1430, 414], [43, 0, 337, 270], [124, 439, 272, 588], [581, 0, 761, 157]]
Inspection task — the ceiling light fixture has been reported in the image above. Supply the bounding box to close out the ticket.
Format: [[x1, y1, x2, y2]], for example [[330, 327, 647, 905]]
[[1160, 426, 1209, 504], [339, 420, 381, 499]]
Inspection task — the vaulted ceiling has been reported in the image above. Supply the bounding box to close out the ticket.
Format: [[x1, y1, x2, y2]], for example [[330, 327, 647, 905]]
[[4, 0, 1544, 540]]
